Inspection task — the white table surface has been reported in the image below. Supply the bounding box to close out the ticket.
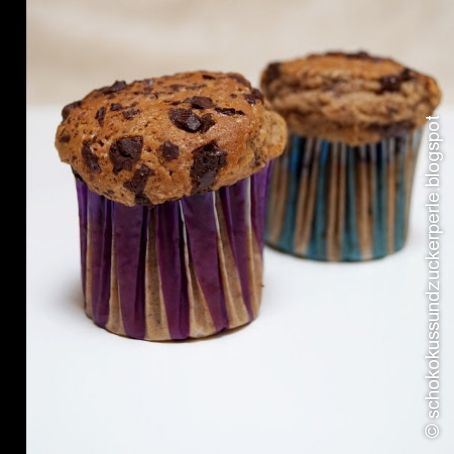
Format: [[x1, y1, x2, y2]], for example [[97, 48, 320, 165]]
[[27, 106, 454, 454]]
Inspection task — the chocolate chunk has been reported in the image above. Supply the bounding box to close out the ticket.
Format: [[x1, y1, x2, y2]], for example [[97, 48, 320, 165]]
[[202, 74, 216, 80], [253, 152, 265, 168], [369, 120, 414, 138], [215, 107, 245, 116], [185, 96, 214, 109], [348, 51, 370, 58], [244, 88, 263, 105], [99, 80, 127, 94], [227, 73, 251, 87], [71, 168, 84, 181], [109, 136, 143, 173], [190, 141, 227, 193], [321, 50, 382, 61], [61, 101, 81, 120], [123, 164, 153, 194], [262, 63, 281, 85], [58, 132, 71, 143], [401, 68, 412, 80], [81, 141, 101, 173], [349, 51, 374, 60], [199, 113, 215, 132], [110, 103, 123, 111], [95, 106, 106, 126], [379, 68, 413, 93], [169, 108, 202, 132], [187, 83, 206, 90], [379, 75, 400, 92], [159, 141, 180, 161], [169, 84, 186, 92], [122, 108, 140, 120], [134, 193, 153, 205]]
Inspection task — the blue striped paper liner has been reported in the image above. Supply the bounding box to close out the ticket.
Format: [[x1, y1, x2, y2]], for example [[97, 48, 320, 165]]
[[265, 128, 423, 261]]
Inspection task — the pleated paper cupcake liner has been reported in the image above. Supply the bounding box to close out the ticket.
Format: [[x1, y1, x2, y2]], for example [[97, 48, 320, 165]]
[[266, 128, 423, 261], [75, 165, 270, 341]]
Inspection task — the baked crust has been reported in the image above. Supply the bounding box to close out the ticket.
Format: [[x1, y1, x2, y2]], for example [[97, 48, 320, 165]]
[[260, 51, 441, 145], [56, 71, 287, 205]]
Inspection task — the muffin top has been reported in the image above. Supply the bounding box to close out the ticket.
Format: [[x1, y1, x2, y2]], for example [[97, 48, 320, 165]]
[[260, 51, 441, 145], [56, 71, 287, 206]]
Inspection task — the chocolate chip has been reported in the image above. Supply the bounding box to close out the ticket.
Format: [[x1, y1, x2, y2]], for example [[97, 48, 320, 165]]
[[369, 120, 414, 138], [244, 88, 263, 104], [190, 141, 227, 193], [99, 80, 127, 94], [122, 108, 140, 120], [169, 84, 186, 92], [169, 108, 202, 132], [379, 75, 400, 92], [401, 68, 412, 80], [110, 103, 123, 111], [187, 83, 206, 90], [378, 68, 413, 93], [58, 132, 71, 143], [253, 153, 265, 168], [215, 107, 245, 116], [199, 113, 215, 132], [227, 73, 251, 87], [123, 164, 153, 194], [185, 96, 214, 109], [262, 63, 281, 85], [95, 106, 106, 126], [321, 50, 381, 61], [202, 74, 216, 80], [159, 141, 180, 161], [71, 168, 84, 181], [61, 101, 81, 120], [134, 193, 153, 205], [81, 141, 101, 173], [109, 136, 144, 173], [350, 51, 374, 59]]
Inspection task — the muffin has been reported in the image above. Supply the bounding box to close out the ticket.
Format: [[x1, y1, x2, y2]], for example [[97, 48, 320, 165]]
[[261, 51, 441, 261], [55, 71, 287, 340]]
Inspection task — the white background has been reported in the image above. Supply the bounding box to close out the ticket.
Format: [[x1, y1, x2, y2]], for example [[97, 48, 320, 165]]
[[27, 107, 454, 454]]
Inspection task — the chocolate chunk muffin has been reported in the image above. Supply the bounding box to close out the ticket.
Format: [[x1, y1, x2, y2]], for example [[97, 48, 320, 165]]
[[55, 71, 287, 340], [260, 51, 441, 261]]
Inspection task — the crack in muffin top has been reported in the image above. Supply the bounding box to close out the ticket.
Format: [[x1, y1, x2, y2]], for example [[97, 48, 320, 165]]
[[260, 51, 441, 145], [56, 71, 287, 206]]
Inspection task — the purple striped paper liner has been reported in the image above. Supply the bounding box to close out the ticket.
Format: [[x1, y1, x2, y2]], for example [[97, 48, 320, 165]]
[[76, 180, 88, 299], [75, 165, 270, 341]]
